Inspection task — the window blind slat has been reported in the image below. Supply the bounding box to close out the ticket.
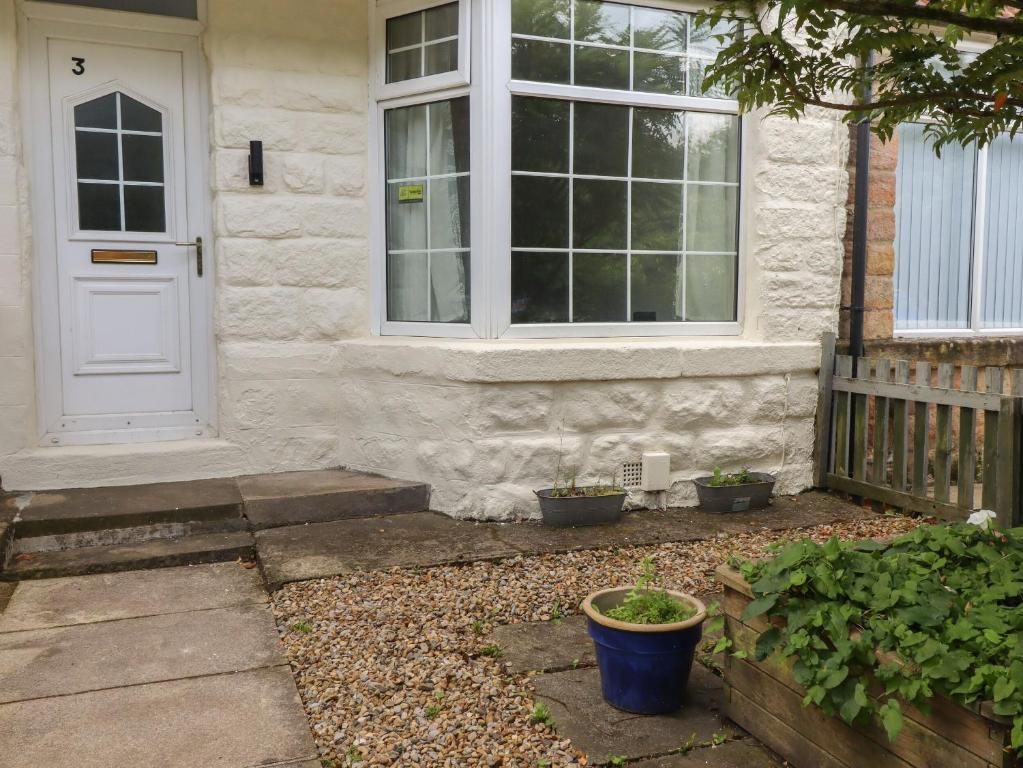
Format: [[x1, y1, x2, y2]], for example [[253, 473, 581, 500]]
[[982, 134, 1023, 329]]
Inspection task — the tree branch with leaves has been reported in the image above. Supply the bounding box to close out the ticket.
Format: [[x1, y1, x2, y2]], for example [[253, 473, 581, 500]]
[[696, 0, 1023, 150]]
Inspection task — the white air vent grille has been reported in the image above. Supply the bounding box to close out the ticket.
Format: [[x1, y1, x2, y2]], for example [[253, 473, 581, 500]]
[[621, 461, 643, 489]]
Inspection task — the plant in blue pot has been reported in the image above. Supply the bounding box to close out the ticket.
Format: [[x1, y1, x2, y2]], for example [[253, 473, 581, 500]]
[[581, 558, 707, 715]]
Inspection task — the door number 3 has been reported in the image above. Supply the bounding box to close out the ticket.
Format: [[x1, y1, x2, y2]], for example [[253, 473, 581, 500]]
[[71, 57, 85, 76]]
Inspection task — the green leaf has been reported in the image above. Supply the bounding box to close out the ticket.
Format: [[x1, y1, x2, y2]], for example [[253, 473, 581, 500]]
[[822, 666, 849, 690], [741, 594, 778, 622], [994, 677, 1016, 703], [878, 700, 904, 742]]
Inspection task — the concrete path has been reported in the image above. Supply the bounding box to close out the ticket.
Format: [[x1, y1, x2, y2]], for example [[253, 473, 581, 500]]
[[256, 491, 871, 588], [0, 563, 318, 768]]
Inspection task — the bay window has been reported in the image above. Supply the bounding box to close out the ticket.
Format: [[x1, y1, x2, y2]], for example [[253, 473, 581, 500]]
[[371, 0, 741, 338]]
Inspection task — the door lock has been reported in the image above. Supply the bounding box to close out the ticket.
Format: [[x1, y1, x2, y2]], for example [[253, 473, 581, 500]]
[[175, 236, 203, 277]]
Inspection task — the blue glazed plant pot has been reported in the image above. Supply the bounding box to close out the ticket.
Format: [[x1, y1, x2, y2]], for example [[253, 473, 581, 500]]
[[581, 588, 707, 715]]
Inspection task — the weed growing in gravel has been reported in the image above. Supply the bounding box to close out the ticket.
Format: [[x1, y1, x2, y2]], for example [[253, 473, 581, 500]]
[[711, 731, 727, 746], [425, 704, 442, 719], [344, 745, 363, 764], [609, 756, 628, 766], [570, 658, 580, 669], [433, 690, 445, 700], [550, 598, 562, 624], [320, 759, 337, 768], [480, 643, 502, 658], [529, 702, 553, 726], [470, 620, 485, 635], [536, 760, 551, 767], [291, 620, 313, 634]]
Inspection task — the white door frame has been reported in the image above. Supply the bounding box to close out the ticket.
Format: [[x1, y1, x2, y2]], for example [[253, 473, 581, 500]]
[[21, 1, 216, 446]]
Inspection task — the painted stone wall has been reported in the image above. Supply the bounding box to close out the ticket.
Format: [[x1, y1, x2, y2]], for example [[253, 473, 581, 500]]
[[0, 0, 33, 463]]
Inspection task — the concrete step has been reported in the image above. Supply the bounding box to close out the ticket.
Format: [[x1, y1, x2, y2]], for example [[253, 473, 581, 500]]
[[237, 469, 431, 530], [3, 478, 244, 540], [2, 531, 255, 581]]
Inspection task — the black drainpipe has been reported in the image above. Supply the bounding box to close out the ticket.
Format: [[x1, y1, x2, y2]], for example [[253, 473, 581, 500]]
[[849, 52, 874, 368]]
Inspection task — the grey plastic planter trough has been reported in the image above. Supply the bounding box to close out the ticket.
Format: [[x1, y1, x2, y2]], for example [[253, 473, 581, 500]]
[[693, 473, 776, 513], [534, 489, 627, 527]]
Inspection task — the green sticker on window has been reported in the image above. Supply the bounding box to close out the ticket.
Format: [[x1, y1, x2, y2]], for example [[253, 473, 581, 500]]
[[398, 183, 425, 202]]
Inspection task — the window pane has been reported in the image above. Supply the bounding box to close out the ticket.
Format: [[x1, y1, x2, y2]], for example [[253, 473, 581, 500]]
[[632, 108, 685, 180], [78, 183, 121, 231], [634, 52, 685, 95], [685, 253, 735, 321], [512, 39, 571, 84], [386, 105, 427, 179], [893, 123, 974, 330], [633, 7, 686, 52], [686, 184, 737, 252], [121, 134, 164, 183], [687, 113, 739, 182], [512, 97, 570, 174], [430, 251, 470, 322], [387, 11, 422, 50], [387, 49, 422, 83], [387, 182, 428, 250], [430, 177, 470, 249], [982, 134, 1023, 328], [512, 252, 569, 323], [574, 0, 629, 46], [424, 3, 458, 40], [573, 179, 627, 249], [512, 0, 570, 38], [631, 182, 682, 251], [631, 253, 683, 321], [388, 252, 430, 321], [573, 252, 626, 321], [573, 102, 628, 176], [573, 45, 629, 89], [513, 176, 569, 248], [424, 40, 458, 76], [119, 95, 161, 132], [74, 93, 117, 129], [430, 97, 469, 175], [689, 17, 730, 57], [687, 58, 730, 98], [123, 185, 166, 232], [75, 131, 119, 180]]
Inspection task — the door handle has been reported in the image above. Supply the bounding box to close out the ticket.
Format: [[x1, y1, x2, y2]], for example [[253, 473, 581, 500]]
[[174, 236, 203, 277]]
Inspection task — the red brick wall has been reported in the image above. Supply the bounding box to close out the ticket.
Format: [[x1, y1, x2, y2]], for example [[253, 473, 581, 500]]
[[840, 129, 898, 343]]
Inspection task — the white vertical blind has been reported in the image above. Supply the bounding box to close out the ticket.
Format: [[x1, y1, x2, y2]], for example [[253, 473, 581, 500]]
[[981, 133, 1023, 329], [893, 123, 977, 331]]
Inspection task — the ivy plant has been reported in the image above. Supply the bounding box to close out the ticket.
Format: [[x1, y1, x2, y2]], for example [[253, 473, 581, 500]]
[[738, 523, 1023, 751]]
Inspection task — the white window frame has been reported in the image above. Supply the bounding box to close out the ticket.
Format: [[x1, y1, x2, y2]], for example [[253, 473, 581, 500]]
[[370, 0, 744, 339], [892, 38, 1023, 338]]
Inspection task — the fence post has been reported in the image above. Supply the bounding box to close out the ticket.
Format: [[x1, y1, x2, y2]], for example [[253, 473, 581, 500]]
[[995, 396, 1022, 528], [814, 333, 837, 489]]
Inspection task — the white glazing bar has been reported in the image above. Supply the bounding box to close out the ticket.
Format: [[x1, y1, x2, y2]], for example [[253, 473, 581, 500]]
[[625, 103, 633, 321], [567, 100, 575, 322], [972, 145, 988, 330], [115, 93, 125, 232]]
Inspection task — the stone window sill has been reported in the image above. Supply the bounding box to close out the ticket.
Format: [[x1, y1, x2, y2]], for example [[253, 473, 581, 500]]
[[335, 337, 822, 383]]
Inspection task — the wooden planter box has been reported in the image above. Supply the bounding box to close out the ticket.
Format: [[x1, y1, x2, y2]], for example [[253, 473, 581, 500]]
[[717, 565, 1020, 768]]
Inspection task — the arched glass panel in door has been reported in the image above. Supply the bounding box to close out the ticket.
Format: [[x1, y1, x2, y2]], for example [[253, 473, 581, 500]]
[[73, 91, 167, 233]]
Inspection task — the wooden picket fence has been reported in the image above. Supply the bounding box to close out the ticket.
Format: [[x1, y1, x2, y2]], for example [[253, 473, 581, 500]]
[[815, 334, 1023, 527]]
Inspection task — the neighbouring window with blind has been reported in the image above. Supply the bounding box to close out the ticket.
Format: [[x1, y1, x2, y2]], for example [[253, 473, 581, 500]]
[[894, 123, 1023, 333]]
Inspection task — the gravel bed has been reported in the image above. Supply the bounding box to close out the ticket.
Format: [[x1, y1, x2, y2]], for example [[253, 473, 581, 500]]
[[272, 514, 923, 768]]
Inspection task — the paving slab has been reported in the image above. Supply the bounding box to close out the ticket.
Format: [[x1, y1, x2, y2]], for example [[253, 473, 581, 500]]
[[5, 477, 243, 537], [495, 615, 595, 674], [238, 468, 430, 529], [0, 562, 265, 632], [0, 603, 282, 702], [256, 512, 520, 588], [532, 664, 742, 765], [492, 492, 872, 555], [0, 665, 318, 768], [630, 739, 783, 767]]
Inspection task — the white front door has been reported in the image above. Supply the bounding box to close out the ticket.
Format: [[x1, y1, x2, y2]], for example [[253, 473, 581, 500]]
[[28, 19, 211, 445]]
